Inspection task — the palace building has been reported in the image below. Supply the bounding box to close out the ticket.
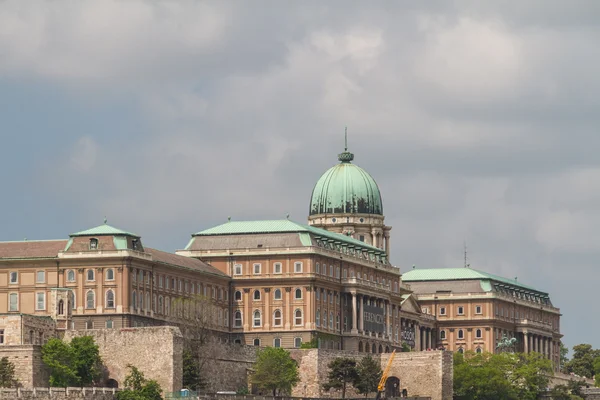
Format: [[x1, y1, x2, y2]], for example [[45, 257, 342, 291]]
[[0, 143, 562, 372]]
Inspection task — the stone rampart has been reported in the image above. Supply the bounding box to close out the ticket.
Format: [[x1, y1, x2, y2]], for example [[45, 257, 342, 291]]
[[0, 345, 48, 387], [582, 388, 600, 400], [0, 387, 118, 399], [64, 326, 183, 393], [288, 349, 452, 400], [198, 343, 258, 393]]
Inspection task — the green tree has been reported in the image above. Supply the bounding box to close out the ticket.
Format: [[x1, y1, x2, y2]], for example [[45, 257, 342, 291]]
[[116, 365, 162, 400], [453, 351, 552, 400], [594, 356, 600, 387], [41, 336, 103, 387], [565, 344, 600, 378], [182, 349, 203, 390], [251, 347, 299, 396], [354, 356, 382, 397], [322, 357, 358, 399], [560, 341, 569, 372], [0, 357, 17, 388]]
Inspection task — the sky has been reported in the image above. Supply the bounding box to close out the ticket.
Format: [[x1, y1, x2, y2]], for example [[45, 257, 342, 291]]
[[0, 0, 598, 350]]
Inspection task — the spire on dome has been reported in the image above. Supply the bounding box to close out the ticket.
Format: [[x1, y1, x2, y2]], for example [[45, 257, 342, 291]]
[[338, 127, 354, 163]]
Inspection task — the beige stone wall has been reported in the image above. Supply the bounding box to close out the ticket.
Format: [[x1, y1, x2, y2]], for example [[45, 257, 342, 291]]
[[288, 349, 452, 400], [64, 326, 183, 393], [0, 345, 48, 387], [0, 314, 57, 345], [0, 387, 118, 399]]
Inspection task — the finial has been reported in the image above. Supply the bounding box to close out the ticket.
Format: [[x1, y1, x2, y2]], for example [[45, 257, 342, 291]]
[[286, 213, 290, 220], [412, 264, 416, 269], [24, 237, 27, 241], [515, 276, 518, 282], [103, 216, 107, 224], [227, 216, 231, 222], [344, 126, 348, 151]]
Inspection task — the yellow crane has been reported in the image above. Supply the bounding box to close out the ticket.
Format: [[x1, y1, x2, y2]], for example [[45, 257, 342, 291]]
[[375, 350, 396, 400]]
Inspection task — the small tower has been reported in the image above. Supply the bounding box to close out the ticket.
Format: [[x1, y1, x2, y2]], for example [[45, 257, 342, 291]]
[[50, 288, 74, 330]]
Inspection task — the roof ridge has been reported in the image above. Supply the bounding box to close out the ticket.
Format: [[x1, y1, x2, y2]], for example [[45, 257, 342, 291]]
[[0, 239, 67, 243]]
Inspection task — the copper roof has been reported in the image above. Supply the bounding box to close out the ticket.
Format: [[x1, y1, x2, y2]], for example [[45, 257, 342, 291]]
[[0, 240, 67, 259]]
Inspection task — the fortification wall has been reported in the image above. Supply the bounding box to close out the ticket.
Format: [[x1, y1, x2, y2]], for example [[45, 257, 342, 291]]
[[64, 326, 183, 393], [0, 387, 118, 399], [199, 343, 258, 393], [288, 349, 452, 400], [0, 345, 48, 387]]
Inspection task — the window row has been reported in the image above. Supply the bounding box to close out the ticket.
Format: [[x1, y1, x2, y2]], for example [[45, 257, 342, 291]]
[[439, 328, 483, 340], [438, 305, 483, 316], [234, 288, 304, 302], [6, 289, 115, 312], [246, 337, 303, 348], [234, 262, 303, 275], [232, 309, 303, 328], [7, 269, 116, 285], [134, 271, 228, 302], [315, 309, 340, 330]]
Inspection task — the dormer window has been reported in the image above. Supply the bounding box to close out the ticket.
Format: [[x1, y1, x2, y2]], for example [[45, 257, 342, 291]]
[[89, 238, 98, 250], [132, 239, 138, 250]]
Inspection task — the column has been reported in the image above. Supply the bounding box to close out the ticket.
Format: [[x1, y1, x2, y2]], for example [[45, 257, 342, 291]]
[[243, 288, 250, 330], [523, 331, 529, 353], [264, 288, 271, 329], [77, 268, 84, 313], [386, 301, 391, 338], [384, 232, 390, 257], [358, 295, 364, 332], [429, 329, 433, 350], [96, 268, 103, 313], [285, 287, 292, 329], [351, 293, 358, 334]]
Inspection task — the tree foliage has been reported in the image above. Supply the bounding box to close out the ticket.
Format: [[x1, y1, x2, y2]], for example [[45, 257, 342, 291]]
[[182, 349, 203, 390], [565, 344, 600, 379], [116, 365, 162, 400], [354, 356, 382, 397], [453, 351, 552, 400], [0, 357, 17, 388], [560, 341, 569, 372], [251, 347, 299, 396], [41, 336, 103, 387], [322, 358, 358, 399]]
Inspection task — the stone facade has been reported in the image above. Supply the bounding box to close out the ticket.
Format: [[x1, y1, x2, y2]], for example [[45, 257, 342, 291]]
[[288, 349, 452, 400], [0, 345, 48, 387], [0, 387, 118, 399], [64, 326, 183, 393]]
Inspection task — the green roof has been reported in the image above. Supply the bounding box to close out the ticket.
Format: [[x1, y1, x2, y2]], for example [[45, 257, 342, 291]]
[[192, 219, 387, 259], [309, 150, 383, 216], [402, 267, 544, 294], [70, 223, 139, 238]]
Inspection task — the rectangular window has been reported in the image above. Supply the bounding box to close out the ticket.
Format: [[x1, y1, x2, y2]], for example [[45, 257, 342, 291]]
[[178, 280, 182, 292], [159, 276, 163, 288], [439, 307, 446, 315], [9, 293, 18, 312], [457, 306, 464, 315], [234, 264, 242, 275], [0, 330, 4, 344], [294, 262, 302, 273], [9, 272, 17, 284], [253, 263, 261, 275], [274, 263, 282, 274], [36, 271, 45, 283], [36, 292, 46, 310], [273, 338, 281, 348], [475, 305, 482, 314], [106, 320, 113, 329]]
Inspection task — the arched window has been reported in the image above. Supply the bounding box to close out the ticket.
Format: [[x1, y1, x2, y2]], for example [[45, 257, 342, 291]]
[[358, 342, 363, 352], [273, 310, 282, 326], [330, 265, 334, 277], [234, 311, 242, 327], [316, 262, 320, 274], [58, 300, 64, 315], [253, 338, 260, 346], [295, 288, 302, 300], [145, 293, 150, 311], [165, 297, 170, 316], [458, 347, 464, 354], [294, 337, 302, 348], [159, 296, 163, 314], [152, 294, 156, 312], [234, 291, 242, 301], [139, 293, 144, 310], [86, 290, 95, 309], [67, 270, 75, 282], [372, 343, 377, 353], [106, 290, 115, 308], [476, 329, 482, 339], [253, 310, 261, 327], [89, 238, 98, 250], [106, 269, 114, 281], [87, 269, 95, 281], [440, 330, 446, 340], [295, 309, 303, 326], [274, 289, 282, 300], [336, 314, 340, 330], [329, 312, 334, 329], [336, 267, 340, 278], [476, 347, 482, 354], [253, 290, 261, 301], [316, 310, 320, 327], [132, 291, 137, 309], [458, 329, 464, 339]]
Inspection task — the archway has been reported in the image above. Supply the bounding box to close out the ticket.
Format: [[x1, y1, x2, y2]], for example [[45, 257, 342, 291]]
[[378, 344, 383, 353], [107, 379, 119, 388], [385, 377, 400, 398], [358, 341, 363, 352], [372, 343, 376, 353]]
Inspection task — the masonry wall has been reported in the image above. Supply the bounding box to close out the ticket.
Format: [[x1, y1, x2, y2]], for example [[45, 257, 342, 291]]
[[64, 326, 183, 393], [0, 314, 57, 345], [0, 345, 48, 387], [288, 349, 452, 400], [199, 343, 259, 393], [0, 387, 117, 399]]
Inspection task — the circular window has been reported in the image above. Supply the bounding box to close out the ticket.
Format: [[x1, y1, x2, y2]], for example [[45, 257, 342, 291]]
[[359, 218, 364, 223], [332, 218, 337, 223]]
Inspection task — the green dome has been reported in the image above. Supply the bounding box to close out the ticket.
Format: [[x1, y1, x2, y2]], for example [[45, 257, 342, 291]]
[[309, 149, 383, 216]]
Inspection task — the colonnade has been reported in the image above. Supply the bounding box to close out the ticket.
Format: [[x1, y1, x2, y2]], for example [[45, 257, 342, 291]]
[[522, 331, 557, 362]]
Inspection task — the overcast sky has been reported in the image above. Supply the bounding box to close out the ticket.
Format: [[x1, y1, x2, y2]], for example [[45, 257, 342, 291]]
[[1, 0, 598, 350]]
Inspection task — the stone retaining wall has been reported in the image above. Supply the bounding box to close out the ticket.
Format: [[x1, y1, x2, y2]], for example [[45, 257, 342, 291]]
[[0, 345, 48, 387], [0, 387, 118, 399]]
